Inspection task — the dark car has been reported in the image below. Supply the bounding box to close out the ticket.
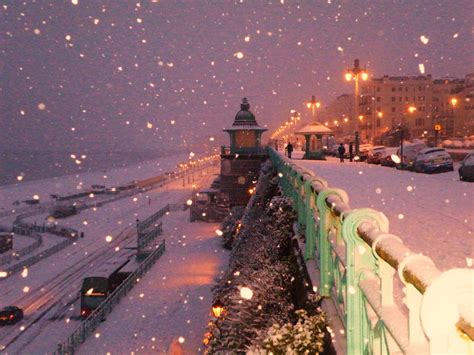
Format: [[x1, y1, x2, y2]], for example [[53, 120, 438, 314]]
[[413, 148, 453, 174], [367, 146, 386, 164], [380, 147, 398, 167], [0, 306, 24, 325], [459, 152, 474, 181]]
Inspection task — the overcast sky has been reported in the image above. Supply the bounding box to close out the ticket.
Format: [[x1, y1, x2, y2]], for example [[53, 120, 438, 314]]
[[1, 0, 472, 153]]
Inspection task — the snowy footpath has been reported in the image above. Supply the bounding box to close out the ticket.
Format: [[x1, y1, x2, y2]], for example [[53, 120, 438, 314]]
[[291, 150, 473, 270], [78, 211, 229, 354]]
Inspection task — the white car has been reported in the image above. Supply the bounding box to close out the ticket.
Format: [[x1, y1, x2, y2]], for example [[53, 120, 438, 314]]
[[413, 148, 454, 174], [395, 142, 426, 170]]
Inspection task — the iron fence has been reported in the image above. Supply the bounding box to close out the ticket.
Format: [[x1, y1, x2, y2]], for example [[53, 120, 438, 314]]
[[267, 147, 473, 354], [0, 232, 42, 266], [137, 205, 170, 237], [137, 222, 162, 250]]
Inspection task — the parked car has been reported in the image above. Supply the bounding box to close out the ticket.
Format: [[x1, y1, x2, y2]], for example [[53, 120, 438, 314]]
[[395, 141, 426, 170], [357, 144, 373, 161], [367, 146, 386, 164], [0, 306, 23, 325], [413, 148, 453, 174], [380, 147, 398, 167], [459, 152, 474, 181]]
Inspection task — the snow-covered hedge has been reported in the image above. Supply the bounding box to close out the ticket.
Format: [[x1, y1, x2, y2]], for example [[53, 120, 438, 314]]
[[221, 206, 245, 249], [206, 161, 327, 354], [252, 308, 326, 354]]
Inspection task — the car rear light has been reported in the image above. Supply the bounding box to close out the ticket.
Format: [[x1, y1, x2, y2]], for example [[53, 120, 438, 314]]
[[9, 314, 14, 319]]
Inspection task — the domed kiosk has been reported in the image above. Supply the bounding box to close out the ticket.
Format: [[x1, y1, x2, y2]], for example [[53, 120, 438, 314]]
[[190, 98, 268, 222], [296, 122, 333, 160], [222, 97, 267, 155], [220, 98, 268, 206]]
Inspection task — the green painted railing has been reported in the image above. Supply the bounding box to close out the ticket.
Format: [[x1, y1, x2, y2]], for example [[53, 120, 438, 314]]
[[268, 147, 473, 354]]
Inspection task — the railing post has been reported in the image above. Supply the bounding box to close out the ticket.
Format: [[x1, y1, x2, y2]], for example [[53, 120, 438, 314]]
[[316, 188, 349, 297], [341, 208, 389, 355], [303, 179, 315, 260]]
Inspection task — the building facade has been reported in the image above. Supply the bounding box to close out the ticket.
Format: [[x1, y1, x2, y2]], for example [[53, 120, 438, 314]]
[[318, 94, 355, 140], [358, 74, 474, 143]]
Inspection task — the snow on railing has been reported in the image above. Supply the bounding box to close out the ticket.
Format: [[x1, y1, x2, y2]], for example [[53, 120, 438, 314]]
[[54, 240, 166, 355], [267, 147, 473, 354]]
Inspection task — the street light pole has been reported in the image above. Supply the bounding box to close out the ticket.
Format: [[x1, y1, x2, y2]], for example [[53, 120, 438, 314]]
[[451, 97, 458, 138], [400, 127, 404, 170], [345, 59, 368, 156], [306, 95, 321, 122]]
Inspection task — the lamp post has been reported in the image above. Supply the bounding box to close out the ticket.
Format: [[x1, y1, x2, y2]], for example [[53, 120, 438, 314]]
[[306, 95, 321, 122], [375, 111, 383, 142], [290, 110, 300, 142], [345, 59, 369, 155], [451, 97, 458, 138], [211, 299, 225, 318]]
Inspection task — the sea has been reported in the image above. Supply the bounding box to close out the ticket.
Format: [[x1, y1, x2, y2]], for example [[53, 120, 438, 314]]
[[0, 150, 164, 186]]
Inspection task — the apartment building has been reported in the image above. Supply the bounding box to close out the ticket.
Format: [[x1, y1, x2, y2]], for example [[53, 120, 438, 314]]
[[359, 74, 473, 142]]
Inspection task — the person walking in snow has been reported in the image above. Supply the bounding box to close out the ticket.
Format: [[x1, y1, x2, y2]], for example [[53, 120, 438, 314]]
[[338, 143, 345, 163], [287, 142, 294, 159], [349, 142, 354, 162]]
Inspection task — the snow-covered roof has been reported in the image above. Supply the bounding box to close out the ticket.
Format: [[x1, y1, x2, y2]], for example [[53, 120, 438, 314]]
[[295, 122, 333, 135]]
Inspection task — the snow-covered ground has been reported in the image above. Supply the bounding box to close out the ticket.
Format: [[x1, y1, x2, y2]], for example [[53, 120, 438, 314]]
[[290, 150, 473, 270], [78, 210, 229, 354], [0, 153, 220, 353]]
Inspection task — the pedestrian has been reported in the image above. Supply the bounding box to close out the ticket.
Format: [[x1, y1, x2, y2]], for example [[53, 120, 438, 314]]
[[349, 142, 354, 162], [338, 143, 345, 163], [287, 142, 294, 159]]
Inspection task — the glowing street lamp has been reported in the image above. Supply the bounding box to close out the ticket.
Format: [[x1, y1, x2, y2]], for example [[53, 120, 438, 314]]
[[408, 106, 417, 114], [211, 299, 225, 318], [451, 97, 458, 136], [292, 111, 300, 121], [306, 95, 321, 121], [344, 59, 369, 155]]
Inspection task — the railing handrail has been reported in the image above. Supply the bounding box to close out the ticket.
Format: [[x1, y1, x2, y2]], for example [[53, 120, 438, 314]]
[[267, 147, 473, 354]]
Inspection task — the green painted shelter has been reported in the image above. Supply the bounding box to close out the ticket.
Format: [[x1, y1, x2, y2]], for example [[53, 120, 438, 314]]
[[223, 98, 267, 155], [296, 122, 333, 160]]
